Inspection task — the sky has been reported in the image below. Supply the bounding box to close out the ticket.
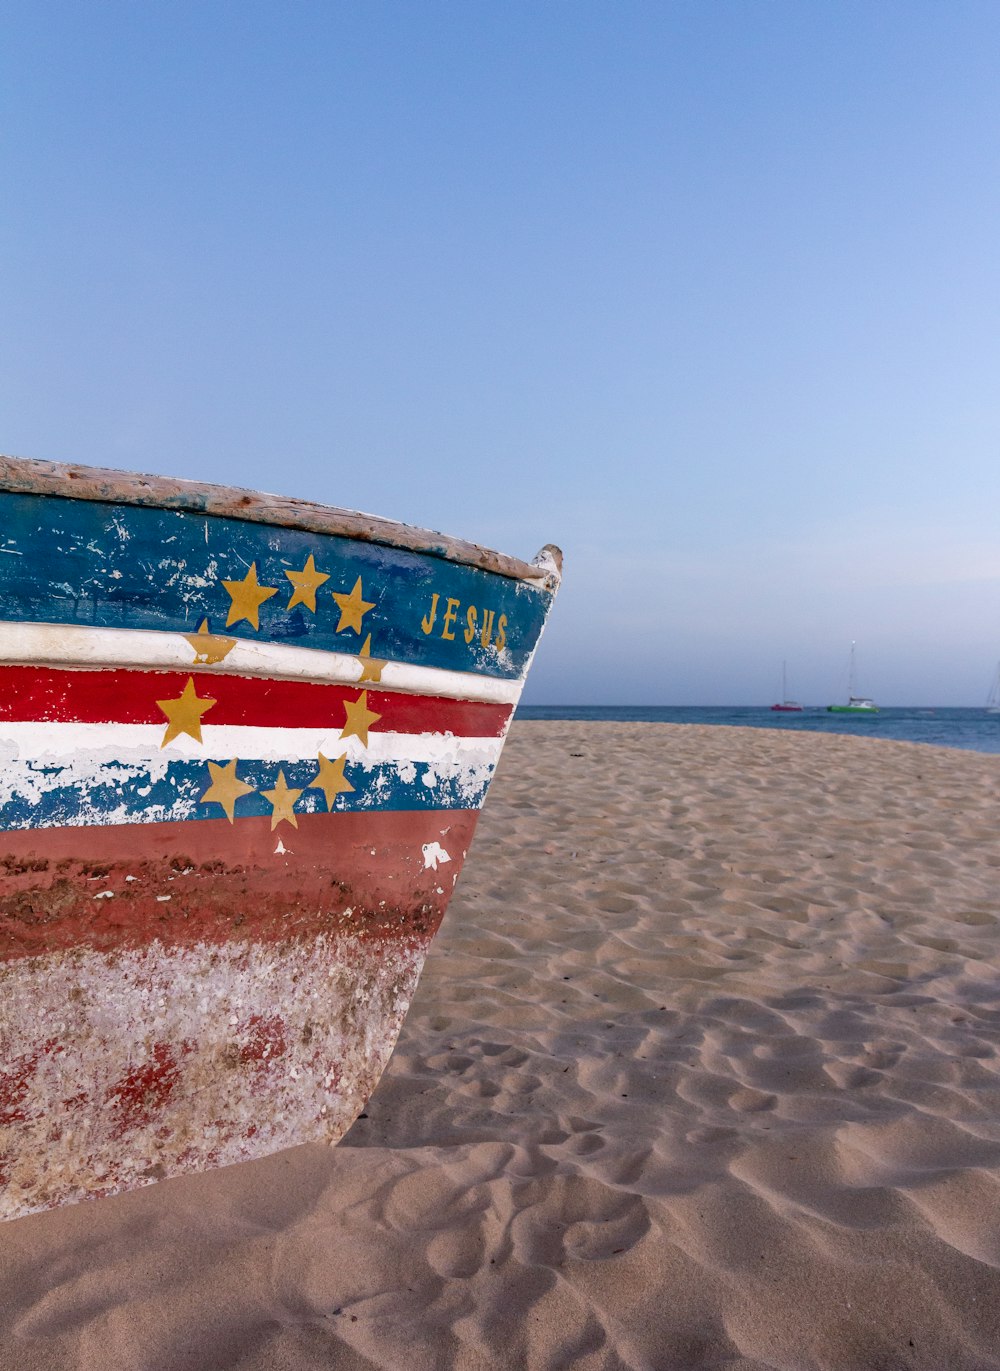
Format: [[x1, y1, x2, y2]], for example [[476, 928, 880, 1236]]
[[3, 1, 1000, 706]]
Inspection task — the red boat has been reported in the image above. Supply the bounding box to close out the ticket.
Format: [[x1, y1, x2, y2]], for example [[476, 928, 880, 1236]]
[[770, 662, 803, 712]]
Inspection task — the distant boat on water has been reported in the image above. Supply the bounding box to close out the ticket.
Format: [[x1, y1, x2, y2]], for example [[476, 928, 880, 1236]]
[[770, 662, 803, 712], [986, 663, 1000, 714], [827, 641, 878, 714]]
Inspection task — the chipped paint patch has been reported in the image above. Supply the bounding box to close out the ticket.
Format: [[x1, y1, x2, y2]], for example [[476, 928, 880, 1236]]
[[421, 842, 451, 870]]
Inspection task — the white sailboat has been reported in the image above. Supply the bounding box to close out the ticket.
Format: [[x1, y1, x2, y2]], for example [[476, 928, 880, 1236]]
[[986, 663, 1000, 714], [827, 641, 878, 714]]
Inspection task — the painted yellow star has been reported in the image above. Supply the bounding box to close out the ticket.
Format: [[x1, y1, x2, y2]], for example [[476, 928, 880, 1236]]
[[157, 677, 217, 747], [199, 758, 255, 823], [184, 618, 237, 665], [340, 689, 381, 748], [222, 562, 279, 630], [261, 769, 303, 830], [357, 633, 387, 684], [331, 576, 375, 635], [309, 751, 355, 810], [285, 554, 330, 613]]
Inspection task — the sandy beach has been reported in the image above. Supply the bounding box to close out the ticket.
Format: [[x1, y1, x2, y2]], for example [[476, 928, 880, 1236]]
[[3, 719, 1000, 1371]]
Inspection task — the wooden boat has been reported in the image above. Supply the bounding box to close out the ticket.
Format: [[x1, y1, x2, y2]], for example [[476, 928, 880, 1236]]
[[0, 454, 561, 1221]]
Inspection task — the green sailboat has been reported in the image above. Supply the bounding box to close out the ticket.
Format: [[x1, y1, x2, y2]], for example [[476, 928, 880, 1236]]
[[827, 641, 878, 714]]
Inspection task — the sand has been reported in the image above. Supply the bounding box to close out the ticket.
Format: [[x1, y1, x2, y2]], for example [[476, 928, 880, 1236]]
[[4, 720, 1000, 1370]]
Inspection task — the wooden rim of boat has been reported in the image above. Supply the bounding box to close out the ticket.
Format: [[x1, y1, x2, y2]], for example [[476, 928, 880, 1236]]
[[0, 454, 562, 590]]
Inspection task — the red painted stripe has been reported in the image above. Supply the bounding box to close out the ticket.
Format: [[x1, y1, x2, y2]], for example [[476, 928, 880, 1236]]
[[0, 666, 511, 737], [0, 807, 480, 961]]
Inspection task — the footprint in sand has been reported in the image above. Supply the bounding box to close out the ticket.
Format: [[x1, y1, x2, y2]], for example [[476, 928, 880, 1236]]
[[728, 1086, 777, 1113], [500, 1070, 542, 1096], [426, 1052, 475, 1073], [567, 1133, 605, 1157], [566, 1116, 603, 1133], [685, 1125, 738, 1145], [468, 1079, 502, 1098], [859, 1041, 906, 1070], [475, 1040, 510, 1057], [513, 1175, 650, 1266], [823, 1062, 882, 1089]]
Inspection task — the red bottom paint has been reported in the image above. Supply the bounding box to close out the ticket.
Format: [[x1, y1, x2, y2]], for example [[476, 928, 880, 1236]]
[[0, 808, 479, 960], [0, 807, 482, 1219]]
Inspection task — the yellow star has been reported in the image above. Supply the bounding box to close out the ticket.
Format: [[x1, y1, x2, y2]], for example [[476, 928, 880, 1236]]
[[222, 563, 279, 630], [183, 618, 237, 665], [309, 751, 355, 810], [357, 633, 387, 684], [285, 554, 330, 613], [331, 576, 375, 635], [261, 769, 303, 830], [199, 759, 255, 823], [157, 677, 217, 747], [340, 689, 381, 748]]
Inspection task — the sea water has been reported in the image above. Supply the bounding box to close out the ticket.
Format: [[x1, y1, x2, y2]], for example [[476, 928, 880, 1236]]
[[516, 706, 1000, 756]]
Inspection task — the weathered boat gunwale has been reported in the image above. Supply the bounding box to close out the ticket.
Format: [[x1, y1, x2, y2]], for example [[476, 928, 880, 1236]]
[[0, 454, 562, 591]]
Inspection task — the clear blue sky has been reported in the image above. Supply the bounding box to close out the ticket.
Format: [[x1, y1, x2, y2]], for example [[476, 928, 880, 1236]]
[[3, 2, 999, 705]]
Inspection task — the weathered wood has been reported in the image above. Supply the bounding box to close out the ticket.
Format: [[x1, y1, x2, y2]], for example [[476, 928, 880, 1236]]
[[0, 461, 561, 1219], [0, 454, 562, 589]]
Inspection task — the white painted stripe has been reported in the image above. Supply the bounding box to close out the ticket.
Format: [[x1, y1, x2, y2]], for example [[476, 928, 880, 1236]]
[[0, 620, 524, 705], [0, 721, 503, 767], [0, 753, 496, 828]]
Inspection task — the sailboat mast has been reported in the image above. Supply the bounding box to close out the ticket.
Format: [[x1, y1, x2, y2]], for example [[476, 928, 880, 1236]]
[[987, 662, 1000, 712]]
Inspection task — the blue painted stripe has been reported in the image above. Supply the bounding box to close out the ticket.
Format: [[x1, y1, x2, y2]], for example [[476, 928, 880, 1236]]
[[0, 756, 493, 832], [0, 492, 551, 679]]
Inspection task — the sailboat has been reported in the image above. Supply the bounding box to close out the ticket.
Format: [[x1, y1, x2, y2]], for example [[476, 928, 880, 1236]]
[[827, 641, 878, 714], [986, 663, 1000, 714], [770, 661, 803, 712]]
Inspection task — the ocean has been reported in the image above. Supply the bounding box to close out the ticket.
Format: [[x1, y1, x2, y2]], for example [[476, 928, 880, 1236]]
[[515, 705, 1000, 756]]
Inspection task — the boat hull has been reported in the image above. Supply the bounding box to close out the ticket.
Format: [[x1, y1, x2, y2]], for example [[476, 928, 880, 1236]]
[[0, 458, 559, 1220]]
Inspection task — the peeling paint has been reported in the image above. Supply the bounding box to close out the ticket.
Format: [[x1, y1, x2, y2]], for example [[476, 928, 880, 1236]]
[[0, 454, 561, 1218], [0, 928, 428, 1220], [422, 842, 451, 870]]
